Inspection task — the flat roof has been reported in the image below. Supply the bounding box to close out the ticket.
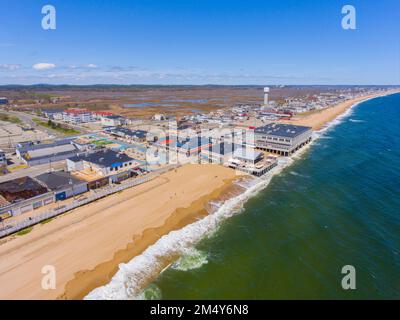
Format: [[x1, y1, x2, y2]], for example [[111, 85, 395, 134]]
[[27, 144, 77, 159], [68, 149, 134, 168], [111, 128, 147, 139], [233, 147, 263, 161], [255, 123, 311, 138], [35, 171, 86, 191], [178, 137, 211, 150], [0, 176, 48, 203], [17, 139, 73, 153], [208, 142, 238, 155]]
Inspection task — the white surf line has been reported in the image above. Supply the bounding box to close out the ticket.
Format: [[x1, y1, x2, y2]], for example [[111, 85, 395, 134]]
[[84, 93, 391, 300]]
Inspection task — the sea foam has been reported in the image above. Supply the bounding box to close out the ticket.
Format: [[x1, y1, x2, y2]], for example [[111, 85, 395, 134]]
[[84, 98, 366, 300]]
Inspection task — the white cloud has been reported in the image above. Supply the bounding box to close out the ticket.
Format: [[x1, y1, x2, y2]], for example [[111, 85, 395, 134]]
[[32, 63, 56, 71], [87, 64, 98, 68], [0, 64, 21, 71]]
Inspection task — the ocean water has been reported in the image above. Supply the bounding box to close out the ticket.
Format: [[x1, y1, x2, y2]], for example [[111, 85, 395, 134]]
[[86, 93, 400, 300]]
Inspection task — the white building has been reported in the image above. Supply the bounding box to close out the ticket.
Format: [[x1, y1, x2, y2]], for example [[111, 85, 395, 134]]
[[67, 149, 139, 178], [101, 115, 127, 127], [254, 123, 312, 156], [63, 108, 93, 123]]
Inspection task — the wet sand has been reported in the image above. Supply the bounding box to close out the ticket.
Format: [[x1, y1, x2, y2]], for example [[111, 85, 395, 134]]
[[0, 164, 239, 300], [280, 91, 400, 130], [0, 91, 398, 300]]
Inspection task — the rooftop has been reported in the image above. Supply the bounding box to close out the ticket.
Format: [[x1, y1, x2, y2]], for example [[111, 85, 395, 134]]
[[105, 115, 124, 120], [255, 123, 311, 138], [35, 171, 85, 191], [68, 149, 134, 168], [208, 142, 238, 155], [0, 176, 48, 203], [17, 139, 73, 154], [233, 147, 263, 162], [111, 128, 147, 139], [26, 144, 77, 160], [177, 137, 211, 150], [64, 108, 91, 114]]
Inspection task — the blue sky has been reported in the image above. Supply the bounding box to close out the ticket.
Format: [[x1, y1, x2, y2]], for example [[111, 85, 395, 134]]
[[0, 0, 399, 85]]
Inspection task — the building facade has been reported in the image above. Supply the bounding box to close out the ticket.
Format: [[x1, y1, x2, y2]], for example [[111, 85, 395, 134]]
[[63, 108, 93, 123], [254, 123, 312, 156]]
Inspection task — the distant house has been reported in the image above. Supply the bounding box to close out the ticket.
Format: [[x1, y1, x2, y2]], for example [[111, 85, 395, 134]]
[[109, 127, 148, 142], [16, 139, 79, 166], [63, 108, 93, 123], [35, 171, 88, 201], [153, 114, 167, 121], [0, 176, 54, 216], [92, 111, 114, 120], [0, 97, 9, 105], [101, 115, 127, 127], [43, 109, 64, 120]]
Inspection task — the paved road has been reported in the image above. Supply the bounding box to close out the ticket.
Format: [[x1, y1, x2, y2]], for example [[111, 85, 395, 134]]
[[8, 110, 92, 137], [7, 110, 63, 138], [0, 160, 66, 182]]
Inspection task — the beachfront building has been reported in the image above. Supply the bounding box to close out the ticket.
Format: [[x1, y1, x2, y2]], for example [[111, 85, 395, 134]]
[[200, 142, 238, 164], [0, 176, 54, 217], [35, 171, 88, 201], [101, 115, 127, 127], [63, 108, 93, 124], [227, 147, 278, 176], [66, 149, 140, 186], [254, 123, 312, 156], [16, 139, 79, 166], [177, 137, 212, 157]]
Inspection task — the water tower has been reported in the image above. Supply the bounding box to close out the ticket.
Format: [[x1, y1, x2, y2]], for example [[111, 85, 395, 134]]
[[263, 87, 270, 106]]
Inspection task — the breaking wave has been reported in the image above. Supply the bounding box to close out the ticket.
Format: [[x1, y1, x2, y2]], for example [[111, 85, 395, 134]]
[[85, 97, 372, 300], [170, 248, 208, 271], [349, 119, 365, 123]]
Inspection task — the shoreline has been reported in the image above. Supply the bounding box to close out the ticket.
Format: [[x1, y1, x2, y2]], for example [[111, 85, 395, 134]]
[[0, 164, 241, 300], [0, 90, 398, 300], [61, 178, 243, 299], [83, 90, 400, 299], [279, 90, 400, 130]]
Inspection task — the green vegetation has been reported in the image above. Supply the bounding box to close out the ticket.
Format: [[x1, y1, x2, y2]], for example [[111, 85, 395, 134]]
[[92, 139, 113, 146], [16, 226, 34, 236], [0, 113, 22, 124], [33, 118, 80, 135], [40, 217, 54, 225]]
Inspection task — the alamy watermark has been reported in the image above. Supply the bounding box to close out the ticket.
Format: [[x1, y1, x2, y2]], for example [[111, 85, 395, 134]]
[[341, 5, 356, 30], [41, 265, 56, 290], [41, 5, 56, 30], [341, 265, 356, 290]]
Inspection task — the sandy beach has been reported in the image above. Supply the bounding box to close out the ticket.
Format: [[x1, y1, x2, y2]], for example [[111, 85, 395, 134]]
[[0, 164, 239, 299], [279, 91, 399, 130], [0, 90, 398, 300]]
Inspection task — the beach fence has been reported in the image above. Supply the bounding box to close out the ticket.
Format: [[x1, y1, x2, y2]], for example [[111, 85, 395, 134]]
[[0, 164, 179, 238]]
